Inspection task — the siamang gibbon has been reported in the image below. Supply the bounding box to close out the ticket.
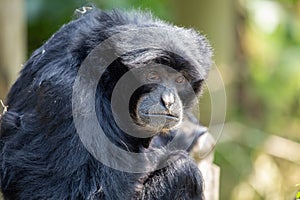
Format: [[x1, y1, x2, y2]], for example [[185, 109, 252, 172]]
[[0, 7, 212, 200]]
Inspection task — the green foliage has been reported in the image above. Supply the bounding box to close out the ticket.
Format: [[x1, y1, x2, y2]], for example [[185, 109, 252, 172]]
[[216, 1, 300, 199], [239, 0, 300, 138]]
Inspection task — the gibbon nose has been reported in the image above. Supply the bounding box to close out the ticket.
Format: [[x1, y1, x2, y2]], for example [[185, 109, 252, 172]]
[[161, 91, 175, 109]]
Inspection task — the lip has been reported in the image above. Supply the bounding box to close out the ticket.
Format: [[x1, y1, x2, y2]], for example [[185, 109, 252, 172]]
[[141, 113, 180, 121]]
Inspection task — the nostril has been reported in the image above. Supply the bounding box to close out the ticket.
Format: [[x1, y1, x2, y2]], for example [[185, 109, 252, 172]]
[[161, 92, 175, 109]]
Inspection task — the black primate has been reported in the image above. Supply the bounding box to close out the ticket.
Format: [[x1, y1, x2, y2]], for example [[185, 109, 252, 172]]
[[0, 8, 212, 200]]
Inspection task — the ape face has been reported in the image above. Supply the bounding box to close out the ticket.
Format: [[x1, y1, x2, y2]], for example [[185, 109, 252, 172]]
[[101, 48, 207, 140], [129, 65, 194, 132], [97, 45, 207, 143]]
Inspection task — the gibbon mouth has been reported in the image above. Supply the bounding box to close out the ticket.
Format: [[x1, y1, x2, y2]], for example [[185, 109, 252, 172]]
[[141, 113, 180, 120]]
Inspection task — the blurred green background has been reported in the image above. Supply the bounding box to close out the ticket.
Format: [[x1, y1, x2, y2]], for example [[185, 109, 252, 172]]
[[0, 0, 300, 199]]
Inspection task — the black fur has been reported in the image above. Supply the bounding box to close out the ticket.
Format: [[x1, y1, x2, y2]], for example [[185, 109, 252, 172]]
[[0, 8, 212, 200]]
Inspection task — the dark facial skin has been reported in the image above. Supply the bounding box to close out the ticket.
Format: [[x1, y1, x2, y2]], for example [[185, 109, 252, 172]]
[[129, 66, 190, 133]]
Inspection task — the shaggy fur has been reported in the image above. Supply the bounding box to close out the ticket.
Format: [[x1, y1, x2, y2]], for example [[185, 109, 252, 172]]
[[0, 8, 212, 200]]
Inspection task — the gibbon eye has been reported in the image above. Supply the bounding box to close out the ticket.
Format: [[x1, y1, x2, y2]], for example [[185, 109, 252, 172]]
[[147, 71, 160, 82], [175, 75, 186, 84]]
